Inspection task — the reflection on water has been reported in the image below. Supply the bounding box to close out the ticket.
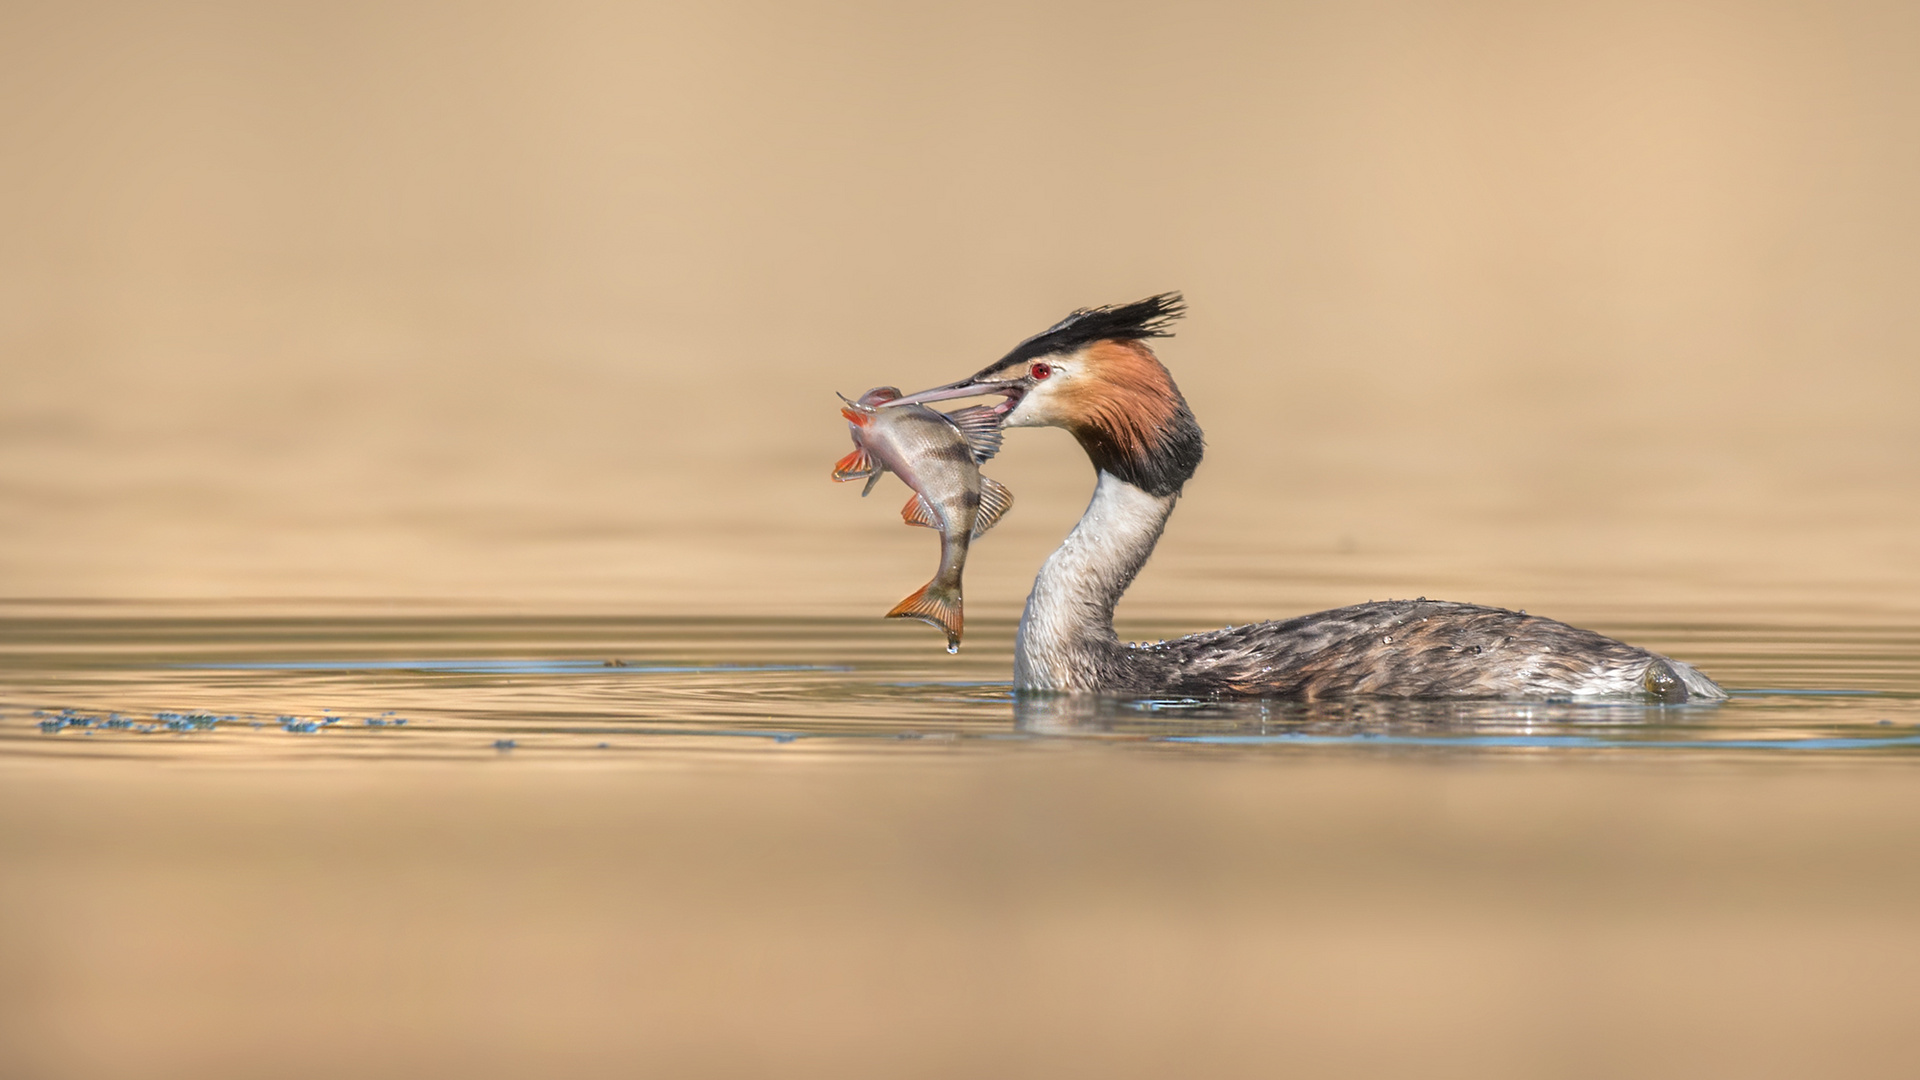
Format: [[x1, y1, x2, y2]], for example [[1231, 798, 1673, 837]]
[[5, 609, 1916, 760], [1012, 690, 1920, 751], [8, 605, 1920, 1080]]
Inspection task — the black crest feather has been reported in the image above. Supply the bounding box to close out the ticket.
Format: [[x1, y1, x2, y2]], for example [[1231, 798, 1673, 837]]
[[996, 292, 1186, 367], [983, 291, 1203, 496]]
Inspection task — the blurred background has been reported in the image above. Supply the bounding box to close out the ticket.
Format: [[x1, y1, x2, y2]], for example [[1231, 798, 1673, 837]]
[[5, 0, 1917, 622], [7, 5, 1920, 1078]]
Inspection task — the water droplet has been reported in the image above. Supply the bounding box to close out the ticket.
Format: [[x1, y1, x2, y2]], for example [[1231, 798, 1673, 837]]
[[1383, 636, 1392, 644], [946, 641, 959, 654]]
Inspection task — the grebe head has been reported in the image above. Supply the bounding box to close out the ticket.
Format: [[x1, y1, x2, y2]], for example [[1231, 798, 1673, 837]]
[[890, 293, 1205, 496]]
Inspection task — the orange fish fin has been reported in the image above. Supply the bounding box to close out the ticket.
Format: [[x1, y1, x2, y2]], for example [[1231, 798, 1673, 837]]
[[901, 493, 939, 529], [840, 406, 871, 427], [886, 582, 962, 650], [946, 405, 1004, 463], [832, 446, 876, 481], [971, 476, 1013, 538]]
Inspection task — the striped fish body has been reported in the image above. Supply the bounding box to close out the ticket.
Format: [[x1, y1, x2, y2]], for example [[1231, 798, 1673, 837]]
[[834, 391, 1012, 650]]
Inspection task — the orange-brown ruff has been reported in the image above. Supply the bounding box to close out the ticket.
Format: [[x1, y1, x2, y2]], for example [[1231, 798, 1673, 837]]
[[886, 293, 1726, 702], [1059, 341, 1188, 486]]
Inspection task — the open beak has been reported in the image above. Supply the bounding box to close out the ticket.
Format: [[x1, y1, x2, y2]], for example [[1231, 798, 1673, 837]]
[[883, 375, 1029, 414]]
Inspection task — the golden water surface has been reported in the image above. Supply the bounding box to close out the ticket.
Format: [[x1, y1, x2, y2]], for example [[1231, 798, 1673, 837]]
[[4, 0, 1920, 1076]]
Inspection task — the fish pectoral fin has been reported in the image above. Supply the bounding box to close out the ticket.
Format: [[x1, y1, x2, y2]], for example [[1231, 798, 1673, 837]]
[[832, 446, 877, 482], [860, 472, 883, 497], [901, 493, 940, 529], [946, 406, 1004, 463], [971, 476, 1014, 538]]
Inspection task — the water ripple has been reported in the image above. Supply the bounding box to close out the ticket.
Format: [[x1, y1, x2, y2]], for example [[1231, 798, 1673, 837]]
[[3, 614, 1918, 759]]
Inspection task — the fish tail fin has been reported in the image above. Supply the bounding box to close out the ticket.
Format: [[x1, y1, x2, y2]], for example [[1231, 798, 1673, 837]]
[[887, 581, 963, 651]]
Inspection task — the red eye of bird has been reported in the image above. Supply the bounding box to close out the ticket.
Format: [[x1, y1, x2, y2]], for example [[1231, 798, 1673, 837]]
[[1030, 362, 1052, 381]]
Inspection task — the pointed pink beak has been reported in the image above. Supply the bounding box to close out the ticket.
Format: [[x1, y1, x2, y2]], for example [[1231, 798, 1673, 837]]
[[882, 375, 1028, 409]]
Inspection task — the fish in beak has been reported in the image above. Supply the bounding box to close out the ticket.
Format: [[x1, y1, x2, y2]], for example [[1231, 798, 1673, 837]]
[[830, 386, 1014, 652]]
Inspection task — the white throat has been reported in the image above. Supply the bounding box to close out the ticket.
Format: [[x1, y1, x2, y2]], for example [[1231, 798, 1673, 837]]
[[1014, 471, 1178, 692]]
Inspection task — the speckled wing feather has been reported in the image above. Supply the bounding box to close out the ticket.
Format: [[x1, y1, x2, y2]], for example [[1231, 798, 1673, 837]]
[[1107, 600, 1724, 702]]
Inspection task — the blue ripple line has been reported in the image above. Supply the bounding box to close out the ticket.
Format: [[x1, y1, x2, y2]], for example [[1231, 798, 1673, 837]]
[[1159, 732, 1920, 750], [1729, 688, 1885, 697], [172, 660, 851, 675], [1165, 733, 1607, 748]]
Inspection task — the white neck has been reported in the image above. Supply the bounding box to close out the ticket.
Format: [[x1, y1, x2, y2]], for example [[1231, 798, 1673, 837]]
[[1014, 471, 1178, 692]]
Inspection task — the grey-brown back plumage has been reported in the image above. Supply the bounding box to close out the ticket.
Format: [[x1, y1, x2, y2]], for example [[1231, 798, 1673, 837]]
[[1102, 599, 1723, 702]]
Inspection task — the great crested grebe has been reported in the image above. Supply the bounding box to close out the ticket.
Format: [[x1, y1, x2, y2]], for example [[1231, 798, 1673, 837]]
[[886, 293, 1726, 702]]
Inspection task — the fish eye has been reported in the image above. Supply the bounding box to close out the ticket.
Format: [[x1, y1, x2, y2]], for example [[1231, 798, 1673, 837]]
[[1030, 362, 1052, 381]]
